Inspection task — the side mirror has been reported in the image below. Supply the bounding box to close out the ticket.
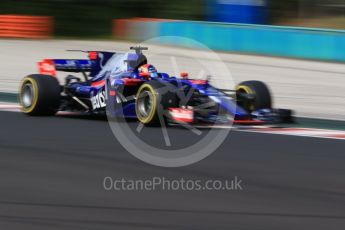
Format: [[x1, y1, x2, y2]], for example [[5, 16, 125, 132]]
[[88, 51, 98, 60], [180, 72, 189, 78]]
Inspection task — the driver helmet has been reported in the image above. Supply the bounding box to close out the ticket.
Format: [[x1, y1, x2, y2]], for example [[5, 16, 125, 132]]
[[138, 64, 158, 78]]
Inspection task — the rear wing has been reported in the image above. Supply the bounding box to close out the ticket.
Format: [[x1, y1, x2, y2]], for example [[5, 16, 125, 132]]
[[38, 59, 92, 76], [38, 51, 114, 77]]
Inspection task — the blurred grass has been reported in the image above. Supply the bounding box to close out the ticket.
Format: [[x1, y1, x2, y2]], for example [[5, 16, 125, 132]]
[[0, 0, 133, 37], [277, 17, 345, 30], [269, 0, 345, 30], [0, 0, 203, 38]]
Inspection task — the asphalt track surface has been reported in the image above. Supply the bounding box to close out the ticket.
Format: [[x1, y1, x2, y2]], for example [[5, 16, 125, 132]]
[[1, 111, 345, 230]]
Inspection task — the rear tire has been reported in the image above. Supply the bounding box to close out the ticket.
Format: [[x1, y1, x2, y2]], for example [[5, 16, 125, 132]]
[[19, 74, 61, 115], [236, 80, 272, 111]]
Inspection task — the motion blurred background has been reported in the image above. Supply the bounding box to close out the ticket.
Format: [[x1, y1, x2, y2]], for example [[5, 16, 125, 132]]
[[0, 0, 344, 38]]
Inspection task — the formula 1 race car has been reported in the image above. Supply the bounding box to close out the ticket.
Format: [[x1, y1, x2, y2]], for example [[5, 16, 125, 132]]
[[19, 46, 292, 126]]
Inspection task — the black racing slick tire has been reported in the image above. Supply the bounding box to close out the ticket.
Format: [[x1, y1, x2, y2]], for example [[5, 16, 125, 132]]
[[19, 74, 61, 116], [135, 81, 177, 126], [236, 80, 272, 111]]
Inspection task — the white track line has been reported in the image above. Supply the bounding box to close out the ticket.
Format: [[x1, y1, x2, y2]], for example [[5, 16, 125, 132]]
[[241, 127, 345, 140]]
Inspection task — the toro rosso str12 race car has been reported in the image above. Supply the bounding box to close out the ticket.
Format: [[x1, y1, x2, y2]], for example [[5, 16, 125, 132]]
[[19, 46, 292, 126]]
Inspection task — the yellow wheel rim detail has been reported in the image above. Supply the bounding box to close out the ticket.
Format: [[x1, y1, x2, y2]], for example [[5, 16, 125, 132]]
[[236, 85, 253, 94], [236, 85, 255, 111], [135, 84, 157, 124], [20, 77, 39, 113]]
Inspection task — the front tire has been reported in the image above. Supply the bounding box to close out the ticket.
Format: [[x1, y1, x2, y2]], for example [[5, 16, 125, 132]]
[[135, 81, 177, 126], [236, 80, 272, 112], [19, 74, 61, 115]]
